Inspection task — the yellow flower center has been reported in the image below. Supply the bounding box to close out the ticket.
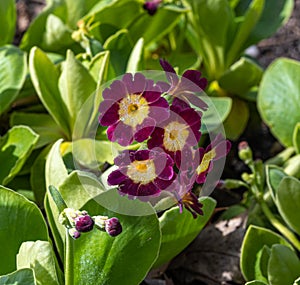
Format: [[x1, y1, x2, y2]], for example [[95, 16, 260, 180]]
[[118, 95, 149, 128], [127, 159, 156, 184], [196, 148, 216, 174], [163, 121, 189, 152]]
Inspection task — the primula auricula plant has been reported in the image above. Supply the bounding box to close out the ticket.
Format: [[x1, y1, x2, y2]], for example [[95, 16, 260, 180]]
[[98, 59, 231, 218]]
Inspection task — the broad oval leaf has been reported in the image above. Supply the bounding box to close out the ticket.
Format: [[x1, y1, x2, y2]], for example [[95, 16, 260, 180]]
[[17, 241, 62, 285], [258, 58, 300, 147], [153, 197, 216, 268], [70, 190, 161, 285], [0, 45, 27, 115], [268, 244, 300, 285], [0, 268, 35, 285], [277, 176, 300, 236], [0, 126, 39, 185], [0, 186, 48, 275], [240, 225, 292, 281]]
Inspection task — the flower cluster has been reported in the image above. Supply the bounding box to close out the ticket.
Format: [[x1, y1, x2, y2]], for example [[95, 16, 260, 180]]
[[98, 60, 231, 218], [59, 208, 122, 239]]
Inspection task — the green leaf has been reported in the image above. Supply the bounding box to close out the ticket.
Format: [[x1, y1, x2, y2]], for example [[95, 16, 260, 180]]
[[0, 46, 27, 115], [201, 97, 232, 134], [245, 281, 267, 285], [223, 97, 249, 140], [70, 190, 161, 285], [294, 277, 300, 285], [0, 268, 36, 285], [153, 197, 216, 268], [265, 147, 295, 166], [89, 51, 110, 85], [0, 186, 48, 275], [30, 145, 52, 207], [246, 0, 294, 46], [254, 245, 270, 283], [10, 112, 62, 149], [29, 47, 71, 138], [58, 50, 96, 133], [240, 225, 292, 281], [0, 0, 16, 45], [126, 38, 144, 73], [293, 123, 300, 154], [0, 126, 39, 185], [17, 241, 62, 285], [219, 57, 263, 96], [268, 244, 300, 285], [265, 165, 288, 202], [226, 0, 264, 66], [258, 58, 300, 147], [283, 154, 300, 178], [277, 177, 300, 236]]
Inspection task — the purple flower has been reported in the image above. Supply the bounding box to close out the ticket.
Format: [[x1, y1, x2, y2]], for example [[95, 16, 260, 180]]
[[99, 73, 169, 146], [148, 98, 202, 167], [108, 149, 175, 198], [171, 173, 203, 218], [159, 59, 208, 110], [105, 217, 122, 237], [75, 215, 94, 233], [196, 134, 231, 184], [143, 0, 162, 15]]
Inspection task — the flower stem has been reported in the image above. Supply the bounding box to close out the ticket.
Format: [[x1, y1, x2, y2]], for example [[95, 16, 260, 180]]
[[65, 232, 75, 285], [259, 199, 300, 251]]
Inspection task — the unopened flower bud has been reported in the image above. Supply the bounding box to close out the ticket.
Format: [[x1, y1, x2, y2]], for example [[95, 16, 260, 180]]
[[241, 172, 254, 184], [238, 141, 253, 163], [105, 218, 122, 237], [93, 215, 108, 230], [68, 228, 81, 239], [75, 215, 94, 233], [143, 0, 162, 15]]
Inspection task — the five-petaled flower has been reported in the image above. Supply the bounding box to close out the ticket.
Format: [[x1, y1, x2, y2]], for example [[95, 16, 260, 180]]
[[159, 59, 208, 110], [99, 73, 169, 146], [196, 134, 231, 184], [108, 149, 175, 198], [148, 98, 202, 167]]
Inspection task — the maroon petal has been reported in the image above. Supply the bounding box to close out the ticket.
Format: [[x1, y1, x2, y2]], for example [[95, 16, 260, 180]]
[[119, 179, 138, 196], [155, 81, 171, 93], [147, 127, 164, 149], [108, 169, 127, 185], [143, 90, 162, 103], [134, 118, 156, 142], [153, 174, 175, 190], [107, 122, 134, 146], [182, 69, 208, 91], [196, 172, 207, 184], [99, 100, 120, 126], [157, 165, 174, 180], [122, 73, 146, 94], [103, 80, 127, 101], [182, 93, 208, 110], [170, 98, 190, 113], [159, 59, 179, 87], [149, 97, 170, 122], [134, 149, 150, 161], [137, 182, 160, 196]]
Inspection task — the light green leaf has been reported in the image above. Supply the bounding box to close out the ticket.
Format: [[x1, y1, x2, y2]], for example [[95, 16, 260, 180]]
[[293, 123, 300, 154], [0, 126, 39, 185], [223, 97, 249, 140], [70, 190, 161, 285], [29, 47, 71, 138], [258, 58, 300, 147], [10, 112, 62, 149], [0, 186, 48, 275], [240, 225, 292, 281], [283, 154, 300, 178], [17, 241, 62, 285], [245, 281, 267, 285], [0, 268, 36, 285], [0, 0, 16, 45], [153, 197, 216, 268], [126, 38, 144, 72], [226, 0, 264, 66], [265, 165, 287, 202], [219, 57, 263, 96], [268, 244, 300, 285], [89, 51, 110, 85], [277, 176, 300, 236], [58, 50, 96, 133], [201, 97, 232, 134], [0, 45, 27, 115], [254, 245, 270, 283]]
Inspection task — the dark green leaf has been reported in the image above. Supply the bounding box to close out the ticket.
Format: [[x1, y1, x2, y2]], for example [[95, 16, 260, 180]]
[[0, 0, 16, 45], [268, 244, 300, 285], [265, 165, 287, 202]]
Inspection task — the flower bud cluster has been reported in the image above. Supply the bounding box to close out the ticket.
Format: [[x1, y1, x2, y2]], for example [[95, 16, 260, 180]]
[[59, 208, 122, 239]]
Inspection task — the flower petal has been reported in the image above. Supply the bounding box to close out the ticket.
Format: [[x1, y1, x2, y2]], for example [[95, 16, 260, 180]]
[[159, 59, 179, 87], [137, 182, 160, 196], [149, 97, 170, 121], [182, 69, 208, 91], [103, 79, 127, 101], [99, 100, 120, 126], [107, 122, 134, 146], [107, 169, 127, 185], [122, 73, 146, 94], [134, 118, 155, 142]]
